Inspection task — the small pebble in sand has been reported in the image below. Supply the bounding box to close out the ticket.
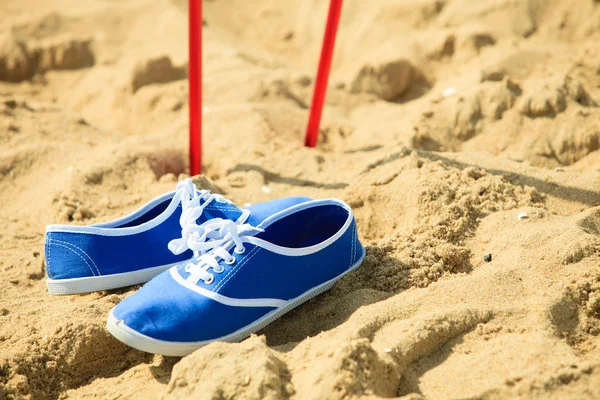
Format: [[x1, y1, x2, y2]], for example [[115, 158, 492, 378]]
[[203, 106, 210, 113], [484, 253, 492, 262], [384, 347, 392, 353], [66, 166, 73, 173], [243, 202, 252, 208], [261, 186, 272, 194], [442, 87, 456, 97], [555, 167, 564, 172], [518, 212, 529, 220]]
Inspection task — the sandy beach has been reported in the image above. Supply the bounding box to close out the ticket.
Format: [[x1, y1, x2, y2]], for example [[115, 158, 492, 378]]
[[1, 0, 600, 398]]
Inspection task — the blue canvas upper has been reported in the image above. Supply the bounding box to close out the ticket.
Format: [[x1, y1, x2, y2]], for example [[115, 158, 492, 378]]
[[111, 199, 365, 343], [44, 179, 311, 281]]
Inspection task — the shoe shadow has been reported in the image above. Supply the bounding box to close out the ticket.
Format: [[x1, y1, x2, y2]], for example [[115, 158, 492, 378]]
[[259, 249, 407, 349]]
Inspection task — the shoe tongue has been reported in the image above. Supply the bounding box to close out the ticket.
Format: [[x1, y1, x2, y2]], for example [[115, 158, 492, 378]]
[[198, 196, 243, 222]]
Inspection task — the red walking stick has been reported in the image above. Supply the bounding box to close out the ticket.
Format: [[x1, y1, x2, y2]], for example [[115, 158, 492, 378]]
[[189, 0, 202, 175], [304, 0, 343, 148]]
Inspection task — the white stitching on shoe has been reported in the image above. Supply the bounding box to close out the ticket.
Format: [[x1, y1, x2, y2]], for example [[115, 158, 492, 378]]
[[49, 238, 101, 276], [210, 246, 248, 291], [46, 236, 52, 278], [213, 246, 261, 293], [349, 223, 355, 268], [46, 241, 97, 277], [214, 247, 262, 294], [354, 223, 358, 265], [204, 205, 242, 211], [352, 223, 357, 266]]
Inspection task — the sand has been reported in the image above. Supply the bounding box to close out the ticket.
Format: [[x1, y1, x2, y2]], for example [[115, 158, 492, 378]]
[[1, 0, 600, 398]]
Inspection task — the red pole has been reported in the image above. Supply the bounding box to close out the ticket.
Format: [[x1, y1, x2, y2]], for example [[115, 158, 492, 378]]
[[304, 0, 343, 148], [189, 0, 202, 175]]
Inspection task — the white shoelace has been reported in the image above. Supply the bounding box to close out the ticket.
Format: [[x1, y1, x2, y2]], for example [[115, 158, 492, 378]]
[[167, 178, 249, 257], [182, 219, 263, 284]]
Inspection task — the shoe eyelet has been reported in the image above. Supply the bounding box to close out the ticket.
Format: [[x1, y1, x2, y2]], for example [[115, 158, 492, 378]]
[[214, 265, 225, 273], [184, 264, 191, 272], [204, 275, 214, 284], [234, 246, 246, 255], [224, 257, 236, 265]]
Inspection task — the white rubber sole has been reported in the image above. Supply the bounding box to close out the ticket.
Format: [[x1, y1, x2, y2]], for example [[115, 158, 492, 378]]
[[46, 262, 181, 295], [106, 249, 366, 356]]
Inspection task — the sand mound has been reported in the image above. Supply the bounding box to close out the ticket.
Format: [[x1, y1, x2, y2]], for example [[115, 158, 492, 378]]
[[0, 33, 94, 82], [163, 336, 292, 400], [0, 34, 33, 82], [350, 59, 419, 101], [412, 69, 600, 167], [131, 56, 187, 92], [2, 0, 600, 398]]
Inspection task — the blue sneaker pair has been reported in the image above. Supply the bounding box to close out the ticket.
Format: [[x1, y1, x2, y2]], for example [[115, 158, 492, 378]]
[[45, 179, 365, 356], [106, 198, 365, 356]]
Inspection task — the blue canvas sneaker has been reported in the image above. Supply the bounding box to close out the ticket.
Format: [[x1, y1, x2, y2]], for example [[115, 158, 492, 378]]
[[45, 178, 310, 295], [106, 198, 365, 356]]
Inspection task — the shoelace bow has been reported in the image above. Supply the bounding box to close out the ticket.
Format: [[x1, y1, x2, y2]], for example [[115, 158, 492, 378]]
[[181, 219, 263, 283], [167, 178, 260, 283], [168, 178, 235, 256]]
